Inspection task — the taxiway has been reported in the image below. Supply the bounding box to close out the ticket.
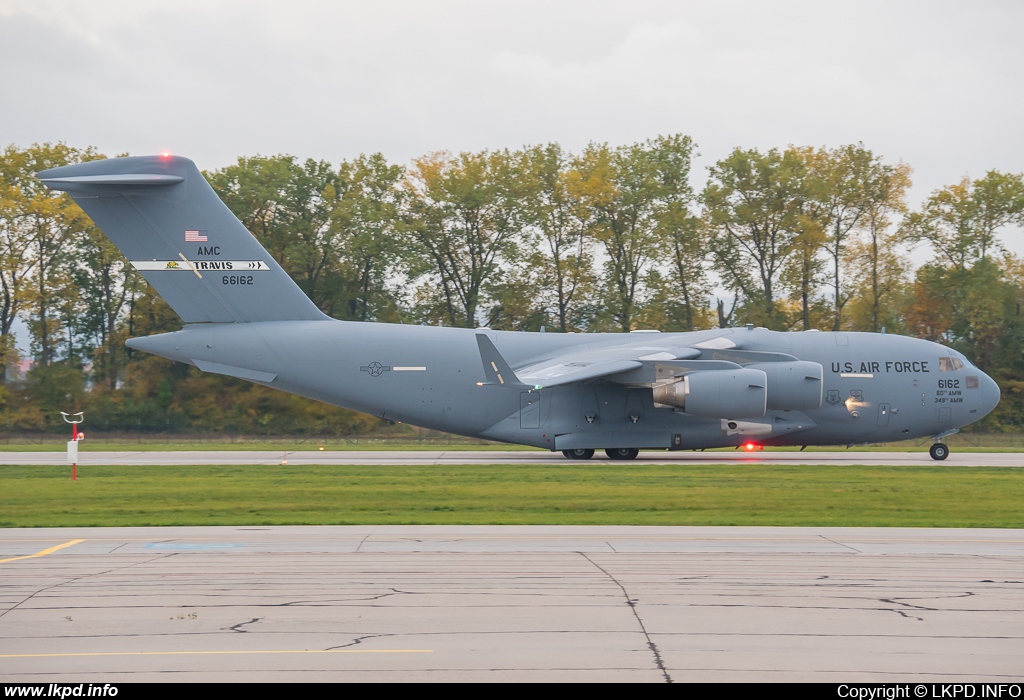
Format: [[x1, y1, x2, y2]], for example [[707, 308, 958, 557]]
[[1, 526, 1022, 682], [1, 449, 1022, 466]]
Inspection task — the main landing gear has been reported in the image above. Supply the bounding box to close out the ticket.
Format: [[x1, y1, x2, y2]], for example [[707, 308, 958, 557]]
[[560, 448, 640, 460], [929, 443, 950, 461]]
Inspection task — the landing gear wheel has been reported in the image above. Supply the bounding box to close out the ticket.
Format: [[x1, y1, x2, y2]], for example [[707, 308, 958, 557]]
[[605, 448, 640, 460], [929, 443, 949, 461], [562, 448, 595, 460]]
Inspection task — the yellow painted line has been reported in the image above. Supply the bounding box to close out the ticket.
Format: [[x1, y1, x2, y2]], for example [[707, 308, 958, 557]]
[[0, 539, 85, 564], [0, 649, 432, 658]]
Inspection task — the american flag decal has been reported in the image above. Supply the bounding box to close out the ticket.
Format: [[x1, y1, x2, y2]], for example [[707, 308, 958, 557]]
[[185, 229, 208, 242]]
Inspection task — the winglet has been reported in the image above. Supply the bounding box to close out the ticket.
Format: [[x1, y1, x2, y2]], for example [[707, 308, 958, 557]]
[[475, 335, 532, 389]]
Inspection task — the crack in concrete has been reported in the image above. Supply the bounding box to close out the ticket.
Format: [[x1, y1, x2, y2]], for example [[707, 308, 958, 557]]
[[818, 534, 863, 553], [891, 609, 925, 621], [0, 553, 175, 620], [225, 617, 263, 633], [278, 589, 421, 606], [880, 598, 938, 611], [354, 530, 374, 553], [0, 580, 72, 621], [325, 633, 394, 650], [578, 552, 672, 684], [877, 594, 977, 621]]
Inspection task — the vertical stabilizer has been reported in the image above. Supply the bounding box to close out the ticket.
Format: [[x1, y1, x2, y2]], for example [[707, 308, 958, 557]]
[[38, 155, 327, 324]]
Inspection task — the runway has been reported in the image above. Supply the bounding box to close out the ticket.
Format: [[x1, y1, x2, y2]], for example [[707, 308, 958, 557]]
[[2, 449, 1023, 466], [1, 526, 1022, 682]]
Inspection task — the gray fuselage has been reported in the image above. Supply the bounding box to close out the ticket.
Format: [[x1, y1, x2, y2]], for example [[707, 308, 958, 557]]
[[128, 321, 1001, 452]]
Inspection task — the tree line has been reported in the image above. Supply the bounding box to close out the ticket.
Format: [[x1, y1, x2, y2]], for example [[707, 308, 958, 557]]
[[2, 138, 1023, 434]]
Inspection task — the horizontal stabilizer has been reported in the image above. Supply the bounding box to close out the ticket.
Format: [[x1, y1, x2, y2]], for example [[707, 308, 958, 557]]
[[39, 173, 184, 188], [192, 359, 277, 383]]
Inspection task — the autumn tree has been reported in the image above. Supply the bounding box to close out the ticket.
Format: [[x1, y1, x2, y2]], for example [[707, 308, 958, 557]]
[[652, 202, 711, 331], [805, 145, 892, 330], [328, 154, 406, 322], [404, 149, 528, 327], [208, 155, 341, 311], [846, 162, 913, 332], [904, 171, 1024, 271], [575, 135, 697, 332], [70, 229, 140, 390], [0, 144, 102, 369], [519, 143, 596, 332], [704, 147, 807, 329]]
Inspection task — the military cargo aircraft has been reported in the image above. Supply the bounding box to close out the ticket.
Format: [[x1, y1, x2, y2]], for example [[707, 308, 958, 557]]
[[39, 155, 1001, 460]]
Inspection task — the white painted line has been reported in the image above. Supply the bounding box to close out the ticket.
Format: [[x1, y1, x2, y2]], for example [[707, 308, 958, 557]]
[[132, 260, 270, 271]]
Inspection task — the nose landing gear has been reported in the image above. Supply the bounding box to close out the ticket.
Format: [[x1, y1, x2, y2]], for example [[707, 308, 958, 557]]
[[929, 443, 949, 461]]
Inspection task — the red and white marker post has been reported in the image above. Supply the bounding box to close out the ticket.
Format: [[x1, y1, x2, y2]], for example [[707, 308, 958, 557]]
[[60, 412, 84, 480]]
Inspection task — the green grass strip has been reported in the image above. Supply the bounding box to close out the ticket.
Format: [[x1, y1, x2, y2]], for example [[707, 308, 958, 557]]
[[1, 463, 1022, 528]]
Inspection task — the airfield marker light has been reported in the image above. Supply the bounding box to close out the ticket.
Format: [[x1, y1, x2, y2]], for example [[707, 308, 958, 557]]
[[60, 411, 84, 480]]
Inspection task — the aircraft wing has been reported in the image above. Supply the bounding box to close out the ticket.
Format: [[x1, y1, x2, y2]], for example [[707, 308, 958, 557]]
[[479, 336, 704, 388], [476, 331, 820, 395], [516, 358, 647, 387]]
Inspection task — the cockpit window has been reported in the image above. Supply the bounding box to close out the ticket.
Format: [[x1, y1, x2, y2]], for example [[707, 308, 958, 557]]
[[938, 357, 966, 372]]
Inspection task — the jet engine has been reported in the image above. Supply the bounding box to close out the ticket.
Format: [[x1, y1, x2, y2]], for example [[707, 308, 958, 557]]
[[652, 368, 767, 418], [747, 361, 823, 410]]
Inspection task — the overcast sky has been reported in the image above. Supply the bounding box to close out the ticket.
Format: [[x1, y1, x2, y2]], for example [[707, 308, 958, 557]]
[[2, 0, 1023, 225]]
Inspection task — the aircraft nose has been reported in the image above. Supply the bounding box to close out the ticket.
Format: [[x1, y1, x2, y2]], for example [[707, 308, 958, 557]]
[[979, 372, 1001, 418]]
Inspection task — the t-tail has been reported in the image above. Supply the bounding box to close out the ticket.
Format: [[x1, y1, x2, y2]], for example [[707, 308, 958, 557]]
[[38, 155, 327, 324]]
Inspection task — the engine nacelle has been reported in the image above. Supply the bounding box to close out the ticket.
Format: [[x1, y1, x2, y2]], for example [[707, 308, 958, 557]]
[[652, 368, 767, 418], [748, 361, 823, 410]]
